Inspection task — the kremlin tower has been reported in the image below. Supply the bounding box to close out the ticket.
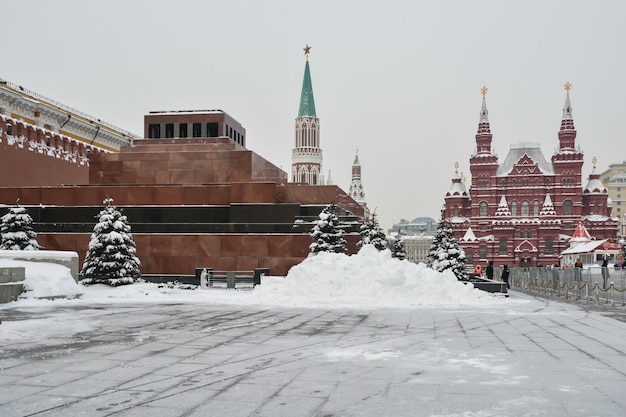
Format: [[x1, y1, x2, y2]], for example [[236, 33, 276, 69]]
[[291, 45, 324, 185], [348, 149, 369, 217]]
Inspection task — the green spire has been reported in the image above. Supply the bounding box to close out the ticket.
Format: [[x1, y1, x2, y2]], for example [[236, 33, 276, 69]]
[[298, 53, 317, 118]]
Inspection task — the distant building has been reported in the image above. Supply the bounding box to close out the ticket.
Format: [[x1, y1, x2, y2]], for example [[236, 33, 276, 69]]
[[442, 84, 618, 268], [389, 217, 438, 236], [144, 110, 245, 147], [599, 162, 626, 236], [401, 235, 434, 264], [292, 45, 325, 185]]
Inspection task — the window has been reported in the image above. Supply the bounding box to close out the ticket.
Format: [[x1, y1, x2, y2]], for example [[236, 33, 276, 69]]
[[312, 173, 317, 185], [521, 201, 529, 217], [148, 124, 160, 138], [511, 201, 517, 217], [533, 200, 540, 217], [454, 206, 459, 217], [499, 239, 507, 255], [193, 123, 202, 137], [520, 229, 525, 238], [207, 122, 218, 137], [479, 245, 487, 259], [6, 124, 12, 135], [594, 203, 599, 214], [300, 173, 306, 183], [564, 199, 573, 215], [545, 238, 553, 255], [165, 124, 174, 138], [179, 123, 188, 138], [479, 201, 488, 217]]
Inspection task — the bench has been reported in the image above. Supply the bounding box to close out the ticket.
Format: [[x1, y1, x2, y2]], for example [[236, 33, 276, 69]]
[[199, 268, 268, 289]]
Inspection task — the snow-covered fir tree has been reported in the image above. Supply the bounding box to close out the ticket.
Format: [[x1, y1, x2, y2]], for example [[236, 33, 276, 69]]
[[81, 198, 140, 286], [357, 211, 388, 251], [310, 203, 347, 254], [427, 220, 468, 280], [0, 201, 40, 250], [391, 236, 406, 260]]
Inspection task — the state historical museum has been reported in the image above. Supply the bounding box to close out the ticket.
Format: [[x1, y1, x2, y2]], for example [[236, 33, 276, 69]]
[[442, 84, 618, 268]]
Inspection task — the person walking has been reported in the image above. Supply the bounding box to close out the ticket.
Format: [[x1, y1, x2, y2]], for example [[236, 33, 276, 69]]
[[502, 265, 510, 289], [601, 256, 609, 288], [486, 260, 494, 280]]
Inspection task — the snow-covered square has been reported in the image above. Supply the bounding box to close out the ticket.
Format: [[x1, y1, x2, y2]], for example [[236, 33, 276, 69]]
[[1, 248, 625, 416]]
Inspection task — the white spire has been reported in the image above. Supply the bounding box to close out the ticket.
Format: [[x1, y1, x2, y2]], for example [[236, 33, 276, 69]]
[[540, 193, 557, 216], [495, 195, 511, 217]]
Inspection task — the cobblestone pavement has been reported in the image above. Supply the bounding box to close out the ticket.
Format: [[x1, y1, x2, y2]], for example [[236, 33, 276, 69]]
[[1, 292, 626, 417]]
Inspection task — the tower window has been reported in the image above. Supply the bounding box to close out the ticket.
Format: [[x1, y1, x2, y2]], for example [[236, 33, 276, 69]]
[[6, 124, 12, 135], [165, 124, 174, 138], [193, 123, 202, 137], [149, 124, 160, 138], [179, 123, 188, 138], [564, 200, 573, 216], [545, 238, 553, 255], [499, 239, 507, 255], [521, 201, 529, 217], [479, 201, 488, 217], [207, 122, 218, 137]]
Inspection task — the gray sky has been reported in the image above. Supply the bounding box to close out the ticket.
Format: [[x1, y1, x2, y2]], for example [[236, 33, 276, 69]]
[[4, 0, 626, 231]]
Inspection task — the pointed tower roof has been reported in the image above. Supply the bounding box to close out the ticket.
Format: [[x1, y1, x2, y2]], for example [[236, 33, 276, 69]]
[[557, 82, 577, 151], [495, 195, 512, 217], [539, 193, 557, 216], [583, 157, 608, 194], [571, 221, 592, 243], [445, 162, 469, 197], [562, 82, 573, 121], [297, 44, 317, 118], [461, 226, 477, 242], [475, 86, 493, 155]]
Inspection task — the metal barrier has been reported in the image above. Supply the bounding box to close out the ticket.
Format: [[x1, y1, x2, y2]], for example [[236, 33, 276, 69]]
[[506, 266, 626, 307]]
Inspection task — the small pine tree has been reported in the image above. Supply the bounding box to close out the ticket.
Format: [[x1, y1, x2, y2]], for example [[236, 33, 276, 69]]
[[427, 220, 468, 280], [81, 198, 140, 286], [357, 211, 388, 251], [0, 201, 40, 250], [391, 236, 406, 260], [310, 203, 347, 254]]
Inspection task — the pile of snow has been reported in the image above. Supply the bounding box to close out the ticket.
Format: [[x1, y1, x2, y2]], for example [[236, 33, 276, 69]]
[[1, 246, 503, 309], [0, 259, 82, 299], [252, 245, 497, 308]]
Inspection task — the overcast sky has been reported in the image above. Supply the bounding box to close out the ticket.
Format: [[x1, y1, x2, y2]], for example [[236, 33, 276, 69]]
[[3, 1, 625, 230]]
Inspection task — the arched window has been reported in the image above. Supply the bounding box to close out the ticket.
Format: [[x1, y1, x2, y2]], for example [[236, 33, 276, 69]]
[[511, 201, 517, 217], [454, 206, 459, 217], [479, 201, 488, 217], [300, 173, 306, 183], [594, 203, 599, 214], [499, 239, 507, 255], [545, 238, 553, 255], [533, 200, 540, 217], [521, 201, 529, 217], [479, 245, 487, 259], [564, 199, 573, 215]]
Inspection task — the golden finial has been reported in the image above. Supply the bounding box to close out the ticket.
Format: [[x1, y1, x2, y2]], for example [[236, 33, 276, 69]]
[[303, 44, 311, 61], [356, 148, 359, 155], [592, 156, 597, 167], [564, 82, 572, 95], [454, 161, 459, 172], [481, 86, 488, 99]]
